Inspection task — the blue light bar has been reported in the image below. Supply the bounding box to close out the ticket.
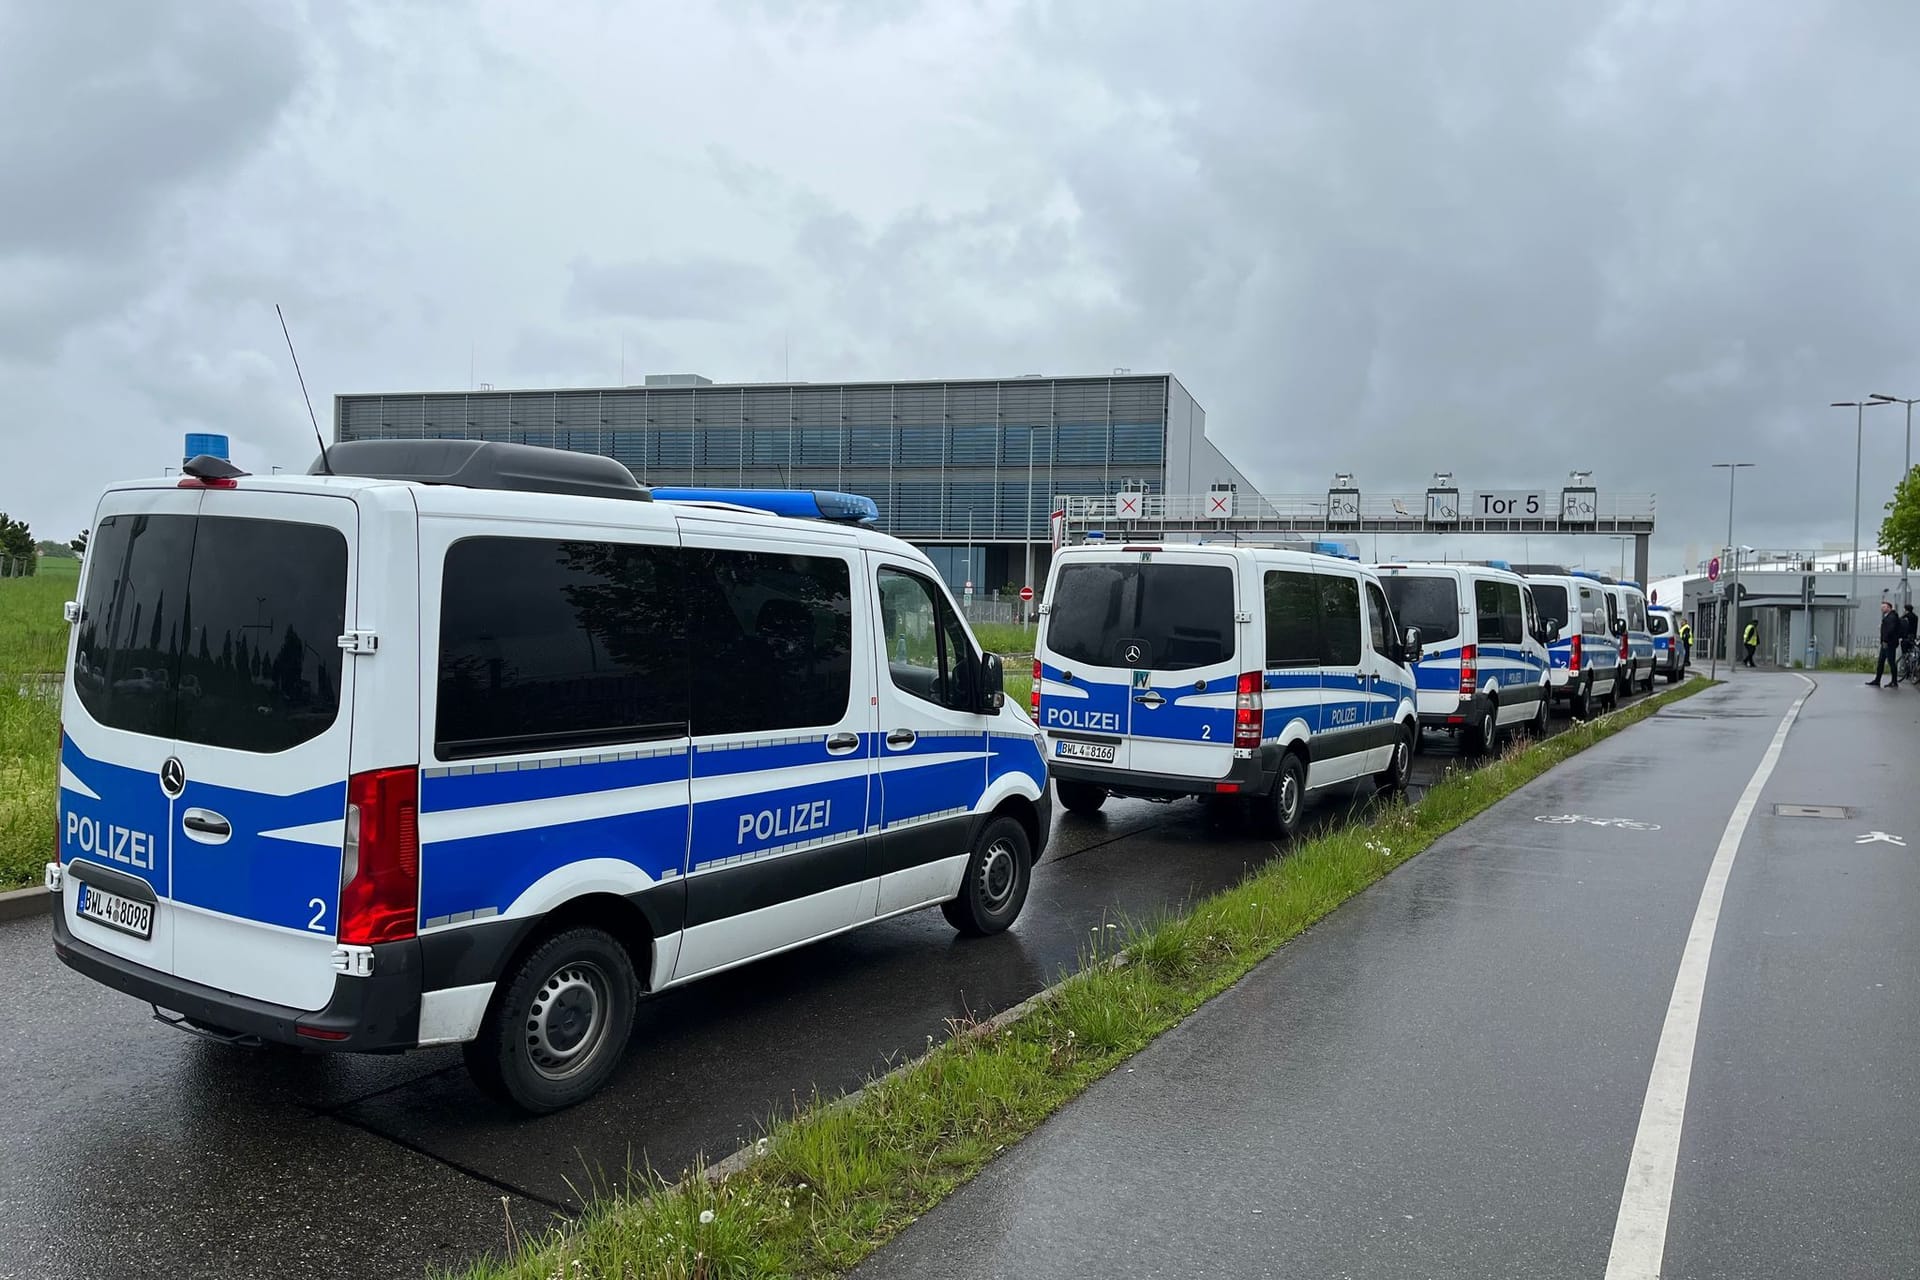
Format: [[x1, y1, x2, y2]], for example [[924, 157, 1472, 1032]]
[[650, 487, 879, 524], [1570, 569, 1602, 580]]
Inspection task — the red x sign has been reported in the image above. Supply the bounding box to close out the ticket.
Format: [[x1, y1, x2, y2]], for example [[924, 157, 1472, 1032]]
[[1117, 494, 1141, 517], [1208, 494, 1231, 515]]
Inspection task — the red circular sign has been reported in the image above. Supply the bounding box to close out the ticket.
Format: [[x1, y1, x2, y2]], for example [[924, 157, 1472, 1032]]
[[1019, 585, 1035, 602], [1707, 557, 1721, 582]]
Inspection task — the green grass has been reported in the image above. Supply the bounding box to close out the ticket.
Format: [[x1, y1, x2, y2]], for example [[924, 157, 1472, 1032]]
[[970, 622, 1035, 656], [448, 677, 1712, 1280], [0, 561, 76, 889]]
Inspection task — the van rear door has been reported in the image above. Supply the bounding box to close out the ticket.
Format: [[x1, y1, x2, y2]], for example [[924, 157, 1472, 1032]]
[[60, 488, 360, 1013]]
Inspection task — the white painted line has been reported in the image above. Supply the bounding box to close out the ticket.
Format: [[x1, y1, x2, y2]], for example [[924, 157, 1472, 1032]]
[[1604, 673, 1814, 1279]]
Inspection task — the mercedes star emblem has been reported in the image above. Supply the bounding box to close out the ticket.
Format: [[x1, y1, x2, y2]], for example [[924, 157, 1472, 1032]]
[[159, 757, 186, 798], [1125, 644, 1143, 664]]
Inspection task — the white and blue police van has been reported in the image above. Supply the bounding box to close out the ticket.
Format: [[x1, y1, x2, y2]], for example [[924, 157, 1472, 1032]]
[[47, 441, 1048, 1112], [1604, 579, 1655, 695], [1032, 544, 1420, 837], [1521, 567, 1623, 718], [1647, 603, 1684, 682], [1374, 563, 1552, 754]]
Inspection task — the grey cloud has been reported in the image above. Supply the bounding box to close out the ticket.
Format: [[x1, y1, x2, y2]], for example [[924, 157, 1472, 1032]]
[[567, 258, 785, 322]]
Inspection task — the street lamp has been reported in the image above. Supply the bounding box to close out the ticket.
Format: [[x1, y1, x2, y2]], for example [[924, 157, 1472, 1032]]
[[1870, 393, 1917, 611], [1711, 462, 1754, 674], [1833, 400, 1891, 652]]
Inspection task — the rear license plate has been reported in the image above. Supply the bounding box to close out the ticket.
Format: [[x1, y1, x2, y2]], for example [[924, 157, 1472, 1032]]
[[1055, 739, 1117, 763], [77, 883, 153, 940]]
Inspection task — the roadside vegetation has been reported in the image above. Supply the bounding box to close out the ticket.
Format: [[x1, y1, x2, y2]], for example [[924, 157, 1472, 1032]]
[[1, 557, 76, 889], [450, 677, 1712, 1280]]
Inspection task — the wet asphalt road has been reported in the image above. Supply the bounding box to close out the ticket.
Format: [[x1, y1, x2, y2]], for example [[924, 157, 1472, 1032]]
[[858, 672, 1920, 1280], [0, 684, 1668, 1280]]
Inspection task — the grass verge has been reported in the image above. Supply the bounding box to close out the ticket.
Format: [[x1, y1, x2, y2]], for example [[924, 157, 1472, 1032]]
[[449, 676, 1713, 1280], [969, 622, 1035, 657], [1, 563, 74, 890]]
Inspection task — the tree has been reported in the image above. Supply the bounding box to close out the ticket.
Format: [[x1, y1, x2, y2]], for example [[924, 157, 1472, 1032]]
[[1879, 465, 1920, 567], [70, 529, 89, 560], [0, 512, 35, 577], [35, 540, 76, 559]]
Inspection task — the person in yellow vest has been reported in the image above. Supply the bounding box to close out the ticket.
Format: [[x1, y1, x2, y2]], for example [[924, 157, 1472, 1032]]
[[1742, 619, 1759, 667], [1679, 619, 1693, 667]]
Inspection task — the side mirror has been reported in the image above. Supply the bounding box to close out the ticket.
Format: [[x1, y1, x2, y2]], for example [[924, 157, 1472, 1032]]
[[1402, 626, 1422, 664], [1612, 620, 1628, 638], [979, 652, 1006, 713]]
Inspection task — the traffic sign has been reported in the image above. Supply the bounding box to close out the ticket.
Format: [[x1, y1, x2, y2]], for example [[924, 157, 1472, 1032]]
[[1708, 557, 1721, 582], [1019, 585, 1034, 602]]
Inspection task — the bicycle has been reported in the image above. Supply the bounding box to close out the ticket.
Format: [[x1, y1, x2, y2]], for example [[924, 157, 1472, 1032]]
[[1899, 642, 1919, 686]]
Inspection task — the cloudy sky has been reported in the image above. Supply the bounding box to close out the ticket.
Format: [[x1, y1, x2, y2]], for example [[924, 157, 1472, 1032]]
[[8, 0, 1920, 574]]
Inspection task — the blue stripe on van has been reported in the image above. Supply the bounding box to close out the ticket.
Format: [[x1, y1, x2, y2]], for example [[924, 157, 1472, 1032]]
[[423, 749, 691, 812]]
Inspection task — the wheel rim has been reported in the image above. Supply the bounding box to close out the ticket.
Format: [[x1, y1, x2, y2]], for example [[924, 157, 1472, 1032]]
[[1393, 735, 1409, 782], [977, 837, 1019, 912], [1481, 712, 1494, 743], [526, 961, 611, 1082], [1280, 770, 1301, 824]]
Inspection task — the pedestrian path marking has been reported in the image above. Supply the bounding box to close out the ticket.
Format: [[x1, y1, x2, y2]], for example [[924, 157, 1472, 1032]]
[[1854, 830, 1906, 846], [1603, 674, 1814, 1280], [1533, 814, 1661, 830]]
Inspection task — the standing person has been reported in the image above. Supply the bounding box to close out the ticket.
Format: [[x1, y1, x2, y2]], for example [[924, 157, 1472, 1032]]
[[1867, 600, 1901, 687], [1902, 604, 1917, 676], [1679, 619, 1694, 667], [1742, 618, 1759, 668]]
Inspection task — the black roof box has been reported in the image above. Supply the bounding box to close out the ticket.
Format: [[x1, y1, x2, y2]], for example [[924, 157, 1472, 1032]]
[[313, 440, 650, 503], [1509, 562, 1571, 576]]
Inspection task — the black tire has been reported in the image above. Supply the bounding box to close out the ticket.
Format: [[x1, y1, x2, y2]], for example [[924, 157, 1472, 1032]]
[[1572, 677, 1593, 720], [1374, 723, 1412, 793], [1261, 751, 1308, 838], [1642, 667, 1655, 694], [1603, 675, 1619, 712], [1055, 779, 1108, 815], [1665, 668, 1680, 684], [464, 927, 637, 1115], [1530, 691, 1550, 739], [1466, 703, 1498, 756], [943, 815, 1032, 936]]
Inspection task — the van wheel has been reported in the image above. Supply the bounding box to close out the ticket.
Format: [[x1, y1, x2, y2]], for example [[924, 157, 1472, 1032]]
[[1572, 678, 1593, 720], [1603, 677, 1619, 712], [944, 816, 1032, 936], [1055, 780, 1108, 815], [1530, 694, 1550, 739], [464, 927, 637, 1114], [1466, 704, 1498, 756], [1374, 725, 1412, 794], [1262, 752, 1307, 838], [1666, 669, 1680, 684]]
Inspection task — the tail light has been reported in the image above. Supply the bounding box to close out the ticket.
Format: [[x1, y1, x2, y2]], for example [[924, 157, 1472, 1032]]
[[339, 765, 420, 945], [1030, 659, 1041, 715], [1460, 644, 1478, 696], [1570, 633, 1582, 672], [1233, 672, 1263, 749]]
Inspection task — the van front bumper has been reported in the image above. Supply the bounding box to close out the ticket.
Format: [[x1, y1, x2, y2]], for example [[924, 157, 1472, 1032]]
[[1050, 748, 1277, 802], [51, 904, 423, 1052]]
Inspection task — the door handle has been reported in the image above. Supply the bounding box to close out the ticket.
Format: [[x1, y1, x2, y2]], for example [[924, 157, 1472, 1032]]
[[1132, 690, 1166, 708], [181, 809, 232, 844], [825, 732, 860, 754], [886, 729, 917, 749]]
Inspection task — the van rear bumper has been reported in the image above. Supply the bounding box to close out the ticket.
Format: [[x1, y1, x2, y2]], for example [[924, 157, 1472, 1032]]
[[51, 905, 422, 1052], [1051, 750, 1275, 802]]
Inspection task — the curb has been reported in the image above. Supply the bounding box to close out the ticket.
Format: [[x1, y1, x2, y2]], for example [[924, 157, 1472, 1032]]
[[0, 885, 49, 924]]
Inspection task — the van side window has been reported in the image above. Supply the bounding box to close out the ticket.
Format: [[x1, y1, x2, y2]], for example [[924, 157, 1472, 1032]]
[[438, 537, 689, 758], [1629, 596, 1647, 630], [688, 550, 854, 735], [1498, 581, 1525, 644], [879, 568, 976, 710], [1365, 581, 1395, 659], [1316, 573, 1362, 666], [1263, 570, 1321, 667]]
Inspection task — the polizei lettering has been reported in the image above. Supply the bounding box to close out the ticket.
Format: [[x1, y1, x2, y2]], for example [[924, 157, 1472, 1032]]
[[1043, 706, 1122, 733], [738, 799, 832, 846], [65, 811, 156, 870]]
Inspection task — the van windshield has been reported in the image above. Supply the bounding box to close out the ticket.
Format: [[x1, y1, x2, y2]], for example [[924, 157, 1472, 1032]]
[[1047, 562, 1236, 671], [74, 513, 348, 753], [1380, 575, 1460, 644], [1529, 583, 1569, 631]]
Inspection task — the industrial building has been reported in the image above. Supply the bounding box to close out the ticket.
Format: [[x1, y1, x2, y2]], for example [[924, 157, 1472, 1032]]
[[333, 372, 1259, 597]]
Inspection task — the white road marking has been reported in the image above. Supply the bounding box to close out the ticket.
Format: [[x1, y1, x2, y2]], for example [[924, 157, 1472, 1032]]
[[1604, 674, 1814, 1279], [1854, 830, 1906, 846]]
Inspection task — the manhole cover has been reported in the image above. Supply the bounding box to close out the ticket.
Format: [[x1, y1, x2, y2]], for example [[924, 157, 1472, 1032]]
[[1773, 804, 1852, 819]]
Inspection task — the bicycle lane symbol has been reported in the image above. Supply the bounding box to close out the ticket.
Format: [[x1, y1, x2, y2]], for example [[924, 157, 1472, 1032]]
[[1534, 814, 1663, 831]]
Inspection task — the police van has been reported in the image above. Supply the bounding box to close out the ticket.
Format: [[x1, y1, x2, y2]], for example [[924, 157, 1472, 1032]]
[[1520, 568, 1623, 718], [1647, 603, 1684, 682], [47, 441, 1048, 1112], [1032, 544, 1420, 836], [1374, 563, 1552, 753], [1604, 579, 1656, 694]]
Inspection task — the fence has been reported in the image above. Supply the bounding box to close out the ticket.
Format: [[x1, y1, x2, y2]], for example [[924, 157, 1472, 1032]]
[[0, 555, 35, 579], [959, 595, 1033, 626]]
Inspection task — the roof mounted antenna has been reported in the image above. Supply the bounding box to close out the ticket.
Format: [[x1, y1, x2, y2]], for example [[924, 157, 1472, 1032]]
[[276, 303, 331, 475]]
